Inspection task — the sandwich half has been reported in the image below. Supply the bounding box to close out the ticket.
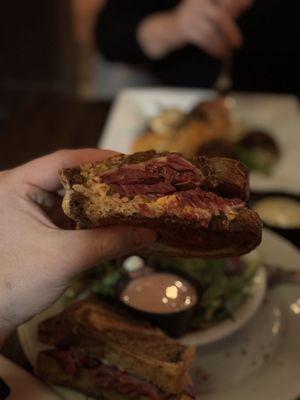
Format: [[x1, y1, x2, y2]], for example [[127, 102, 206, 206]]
[[59, 150, 262, 258], [36, 299, 195, 400]]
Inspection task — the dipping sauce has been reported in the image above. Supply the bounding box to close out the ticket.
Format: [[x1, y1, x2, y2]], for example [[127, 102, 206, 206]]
[[253, 197, 300, 228], [120, 273, 197, 314]]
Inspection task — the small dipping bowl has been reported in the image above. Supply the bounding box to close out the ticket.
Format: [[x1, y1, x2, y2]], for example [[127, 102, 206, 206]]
[[250, 192, 300, 248], [120, 272, 198, 338]]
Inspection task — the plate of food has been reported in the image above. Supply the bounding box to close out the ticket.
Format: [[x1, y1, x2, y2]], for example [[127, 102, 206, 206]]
[[99, 88, 300, 194], [18, 229, 300, 400]]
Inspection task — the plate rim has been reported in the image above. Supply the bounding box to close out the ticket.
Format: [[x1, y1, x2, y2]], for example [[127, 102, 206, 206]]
[[179, 267, 266, 346]]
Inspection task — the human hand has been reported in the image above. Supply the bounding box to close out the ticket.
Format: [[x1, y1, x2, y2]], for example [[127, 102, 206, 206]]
[[0, 149, 156, 344], [218, 0, 253, 19], [173, 0, 252, 58]]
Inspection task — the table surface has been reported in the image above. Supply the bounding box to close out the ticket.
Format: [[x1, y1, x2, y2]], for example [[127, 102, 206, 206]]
[[0, 90, 111, 371], [0, 90, 111, 170]]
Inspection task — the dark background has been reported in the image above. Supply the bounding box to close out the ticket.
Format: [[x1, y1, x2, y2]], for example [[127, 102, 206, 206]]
[[0, 0, 77, 95]]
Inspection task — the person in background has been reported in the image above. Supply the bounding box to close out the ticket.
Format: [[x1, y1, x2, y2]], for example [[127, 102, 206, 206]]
[[0, 149, 156, 348], [96, 0, 300, 94]]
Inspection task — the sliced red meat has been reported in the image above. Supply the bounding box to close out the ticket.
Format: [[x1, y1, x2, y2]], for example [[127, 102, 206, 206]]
[[51, 347, 98, 376], [91, 364, 116, 388], [101, 155, 203, 198], [166, 154, 198, 171], [104, 165, 160, 185], [51, 348, 79, 376], [175, 189, 243, 211], [110, 182, 175, 198], [134, 189, 244, 226], [50, 346, 170, 400], [117, 373, 162, 400], [90, 360, 164, 400], [162, 189, 244, 226]]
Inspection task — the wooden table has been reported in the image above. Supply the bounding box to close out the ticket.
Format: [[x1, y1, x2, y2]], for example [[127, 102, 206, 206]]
[[0, 90, 111, 371], [0, 91, 111, 170]]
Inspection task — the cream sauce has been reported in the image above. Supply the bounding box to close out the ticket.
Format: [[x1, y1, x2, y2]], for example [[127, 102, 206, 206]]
[[121, 273, 197, 314], [254, 197, 300, 228]]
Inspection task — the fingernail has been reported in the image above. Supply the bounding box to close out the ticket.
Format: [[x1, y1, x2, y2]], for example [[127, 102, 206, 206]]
[[133, 228, 157, 247]]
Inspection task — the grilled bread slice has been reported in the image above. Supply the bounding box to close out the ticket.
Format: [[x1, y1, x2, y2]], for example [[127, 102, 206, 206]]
[[37, 300, 195, 395], [59, 151, 262, 258]]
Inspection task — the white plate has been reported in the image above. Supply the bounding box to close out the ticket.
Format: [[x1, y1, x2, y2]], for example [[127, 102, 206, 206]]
[[191, 229, 300, 400], [18, 230, 299, 400], [192, 285, 300, 400], [99, 88, 300, 194]]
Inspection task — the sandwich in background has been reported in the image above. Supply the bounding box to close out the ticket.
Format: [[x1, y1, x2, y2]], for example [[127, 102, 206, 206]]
[[36, 299, 195, 400], [133, 98, 280, 176], [133, 99, 231, 155]]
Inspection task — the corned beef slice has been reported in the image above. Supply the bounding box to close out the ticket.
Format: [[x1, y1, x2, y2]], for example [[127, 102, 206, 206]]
[[49, 347, 186, 400], [102, 154, 204, 197], [101, 154, 244, 217]]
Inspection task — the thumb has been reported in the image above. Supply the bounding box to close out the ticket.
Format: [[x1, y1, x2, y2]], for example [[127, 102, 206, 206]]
[[55, 226, 156, 276]]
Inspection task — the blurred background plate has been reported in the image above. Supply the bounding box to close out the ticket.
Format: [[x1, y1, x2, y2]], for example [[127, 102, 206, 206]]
[[99, 88, 300, 194]]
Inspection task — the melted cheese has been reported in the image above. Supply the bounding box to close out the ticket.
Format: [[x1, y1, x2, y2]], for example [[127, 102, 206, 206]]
[[73, 182, 239, 225]]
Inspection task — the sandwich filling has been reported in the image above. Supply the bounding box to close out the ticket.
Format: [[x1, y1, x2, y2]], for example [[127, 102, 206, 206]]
[[76, 154, 245, 227], [101, 154, 204, 198], [48, 346, 193, 400]]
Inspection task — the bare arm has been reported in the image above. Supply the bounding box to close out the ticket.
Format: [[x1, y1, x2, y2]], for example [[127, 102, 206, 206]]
[[137, 0, 253, 60]]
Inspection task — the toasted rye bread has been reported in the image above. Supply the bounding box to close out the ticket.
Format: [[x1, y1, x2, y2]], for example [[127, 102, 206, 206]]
[[37, 352, 193, 400], [59, 151, 262, 258], [37, 300, 195, 395]]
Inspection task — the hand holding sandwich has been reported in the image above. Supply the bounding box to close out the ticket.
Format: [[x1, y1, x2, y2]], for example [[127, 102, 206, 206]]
[[0, 149, 156, 346]]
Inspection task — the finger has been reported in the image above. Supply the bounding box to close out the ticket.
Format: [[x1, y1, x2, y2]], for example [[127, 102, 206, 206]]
[[238, 0, 254, 12], [14, 148, 118, 192], [192, 19, 230, 58], [217, 0, 252, 18], [54, 226, 157, 277], [205, 3, 243, 48]]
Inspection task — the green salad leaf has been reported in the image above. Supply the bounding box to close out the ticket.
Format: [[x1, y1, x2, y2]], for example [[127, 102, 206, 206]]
[[158, 256, 260, 328], [236, 145, 272, 175], [66, 255, 261, 330], [92, 270, 122, 298]]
